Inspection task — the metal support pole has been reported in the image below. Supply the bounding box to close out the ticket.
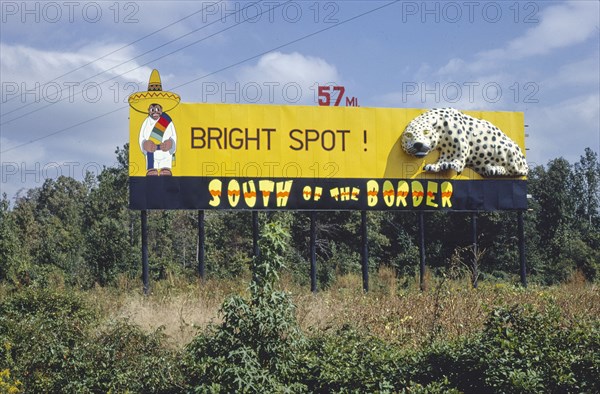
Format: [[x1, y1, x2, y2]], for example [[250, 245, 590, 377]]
[[252, 211, 259, 258], [471, 212, 478, 289], [361, 210, 369, 292], [141, 210, 149, 295], [518, 210, 527, 287], [197, 210, 205, 280], [418, 212, 426, 291], [310, 211, 317, 293]]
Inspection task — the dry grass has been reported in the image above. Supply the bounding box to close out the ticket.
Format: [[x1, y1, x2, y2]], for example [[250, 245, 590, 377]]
[[93, 269, 599, 349], [86, 274, 249, 347]]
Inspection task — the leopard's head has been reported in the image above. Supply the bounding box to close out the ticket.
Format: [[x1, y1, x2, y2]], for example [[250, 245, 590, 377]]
[[401, 118, 440, 158]]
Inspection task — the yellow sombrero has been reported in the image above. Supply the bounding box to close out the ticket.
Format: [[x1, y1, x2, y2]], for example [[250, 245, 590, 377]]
[[128, 69, 180, 113]]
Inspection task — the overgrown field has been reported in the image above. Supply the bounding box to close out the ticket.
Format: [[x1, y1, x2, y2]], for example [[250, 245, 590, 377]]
[[67, 268, 599, 349], [1, 267, 598, 393]]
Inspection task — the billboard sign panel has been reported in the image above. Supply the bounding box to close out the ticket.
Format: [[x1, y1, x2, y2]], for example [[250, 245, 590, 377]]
[[129, 71, 527, 211]]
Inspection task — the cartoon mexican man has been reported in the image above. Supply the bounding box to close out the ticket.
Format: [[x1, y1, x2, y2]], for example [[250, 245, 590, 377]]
[[128, 69, 180, 176]]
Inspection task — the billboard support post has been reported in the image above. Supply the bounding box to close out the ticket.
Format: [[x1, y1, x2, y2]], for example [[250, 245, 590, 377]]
[[471, 212, 478, 288], [418, 212, 426, 291], [518, 210, 527, 287], [197, 210, 205, 280], [141, 210, 149, 295], [361, 210, 369, 292], [310, 211, 317, 293]]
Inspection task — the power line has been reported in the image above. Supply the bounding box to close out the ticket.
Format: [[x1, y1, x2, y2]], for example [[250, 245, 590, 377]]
[[2, 0, 259, 120], [174, 1, 398, 92], [1, 0, 279, 126], [1, 107, 127, 154], [1, 0, 275, 126], [1, 1, 224, 109], [1, 1, 399, 154]]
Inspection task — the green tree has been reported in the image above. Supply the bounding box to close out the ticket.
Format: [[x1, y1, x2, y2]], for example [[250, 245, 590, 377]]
[[529, 158, 575, 250], [84, 145, 137, 285], [7, 176, 89, 286], [36, 176, 89, 279], [0, 194, 21, 281], [573, 147, 600, 228], [205, 211, 254, 278], [527, 154, 600, 283]]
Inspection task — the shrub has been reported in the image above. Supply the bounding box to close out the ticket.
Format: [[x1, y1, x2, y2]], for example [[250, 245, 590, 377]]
[[0, 289, 97, 392], [297, 327, 402, 393], [0, 288, 182, 393], [421, 304, 600, 393], [76, 320, 183, 393], [183, 221, 307, 393]]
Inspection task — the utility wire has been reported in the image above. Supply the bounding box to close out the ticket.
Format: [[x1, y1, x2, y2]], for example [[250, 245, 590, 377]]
[[1, 1, 224, 109], [1, 0, 274, 125], [173, 1, 398, 92], [2, 0, 260, 120], [1, 107, 128, 154], [1, 1, 399, 154]]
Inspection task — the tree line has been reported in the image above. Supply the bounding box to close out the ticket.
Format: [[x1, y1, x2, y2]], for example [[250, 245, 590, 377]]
[[1, 145, 599, 288]]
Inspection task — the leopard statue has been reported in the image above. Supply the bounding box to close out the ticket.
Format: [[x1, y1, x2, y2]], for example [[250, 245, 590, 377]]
[[401, 108, 528, 177]]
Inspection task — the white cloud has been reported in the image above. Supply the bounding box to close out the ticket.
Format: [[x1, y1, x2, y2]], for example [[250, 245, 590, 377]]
[[236, 51, 341, 104], [0, 43, 153, 86], [0, 42, 144, 198], [436, 58, 467, 76], [525, 93, 600, 166], [437, 1, 599, 77], [377, 72, 528, 111], [125, 1, 232, 41], [542, 55, 600, 90], [505, 1, 599, 57], [0, 136, 46, 164]]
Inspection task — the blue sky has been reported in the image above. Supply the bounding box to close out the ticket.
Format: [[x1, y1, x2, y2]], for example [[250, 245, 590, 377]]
[[1, 0, 599, 199]]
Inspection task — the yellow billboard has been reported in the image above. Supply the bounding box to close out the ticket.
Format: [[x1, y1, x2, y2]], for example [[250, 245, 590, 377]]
[[129, 103, 525, 181], [128, 70, 527, 211]]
